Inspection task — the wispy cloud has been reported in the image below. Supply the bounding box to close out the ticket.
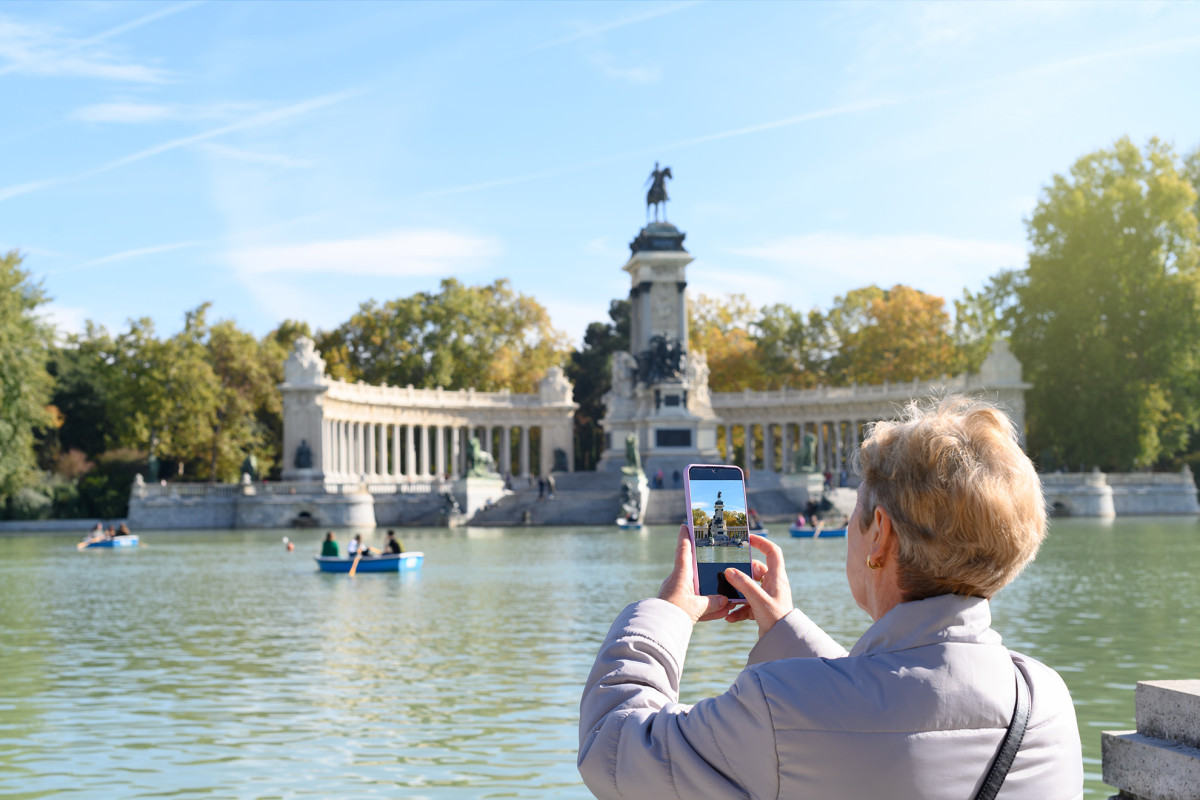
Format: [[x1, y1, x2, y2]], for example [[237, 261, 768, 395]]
[[47, 240, 204, 275], [533, 1, 700, 51], [0, 89, 358, 203], [730, 232, 1026, 301], [590, 51, 661, 85], [198, 143, 314, 170], [71, 99, 261, 124], [0, 1, 201, 81], [226, 230, 501, 277]]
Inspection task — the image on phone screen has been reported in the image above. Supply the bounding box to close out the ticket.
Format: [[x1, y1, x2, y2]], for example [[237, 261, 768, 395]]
[[687, 465, 751, 600]]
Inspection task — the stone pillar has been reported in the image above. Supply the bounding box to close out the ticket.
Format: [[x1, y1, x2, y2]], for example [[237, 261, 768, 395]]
[[519, 426, 530, 479], [833, 422, 843, 474], [743, 424, 753, 475], [404, 424, 415, 479], [376, 424, 386, 474], [781, 422, 792, 474], [764, 424, 775, 473], [500, 425, 512, 476], [417, 425, 427, 477], [392, 424, 401, 477], [723, 426, 732, 464], [450, 426, 460, 478], [1103, 680, 1200, 799], [816, 421, 825, 472], [435, 425, 446, 479], [365, 423, 376, 477]]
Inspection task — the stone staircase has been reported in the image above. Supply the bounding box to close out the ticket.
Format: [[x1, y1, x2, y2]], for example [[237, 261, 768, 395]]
[[467, 471, 624, 526]]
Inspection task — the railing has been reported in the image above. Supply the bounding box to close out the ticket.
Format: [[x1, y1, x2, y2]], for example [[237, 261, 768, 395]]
[[132, 479, 452, 500], [1040, 470, 1195, 487]]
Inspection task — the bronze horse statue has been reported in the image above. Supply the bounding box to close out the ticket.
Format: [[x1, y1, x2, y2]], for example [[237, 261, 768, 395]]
[[645, 162, 672, 222]]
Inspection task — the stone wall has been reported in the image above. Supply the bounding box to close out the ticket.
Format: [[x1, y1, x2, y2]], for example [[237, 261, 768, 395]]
[[1041, 469, 1199, 517]]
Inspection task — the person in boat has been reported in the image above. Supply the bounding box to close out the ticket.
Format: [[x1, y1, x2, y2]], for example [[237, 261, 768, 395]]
[[321, 531, 340, 557], [794, 512, 807, 527], [385, 530, 404, 554], [347, 534, 376, 558], [579, 395, 1082, 798], [113, 523, 130, 536]]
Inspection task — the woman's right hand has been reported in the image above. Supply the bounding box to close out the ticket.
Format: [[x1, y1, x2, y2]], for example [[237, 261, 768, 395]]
[[723, 533, 794, 639]]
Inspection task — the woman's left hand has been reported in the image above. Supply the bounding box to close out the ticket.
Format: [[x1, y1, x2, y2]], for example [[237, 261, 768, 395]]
[[658, 524, 730, 623]]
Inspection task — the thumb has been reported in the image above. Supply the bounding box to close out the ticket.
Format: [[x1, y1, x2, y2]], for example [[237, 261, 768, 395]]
[[724, 567, 769, 603]]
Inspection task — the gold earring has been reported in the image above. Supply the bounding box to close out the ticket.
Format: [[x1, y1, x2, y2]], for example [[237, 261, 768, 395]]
[[867, 554, 882, 570]]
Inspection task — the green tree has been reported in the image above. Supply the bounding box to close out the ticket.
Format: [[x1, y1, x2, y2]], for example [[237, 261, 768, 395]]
[[205, 312, 283, 481], [317, 278, 569, 392], [752, 304, 823, 389], [566, 300, 629, 470], [822, 285, 962, 386], [0, 251, 54, 504], [1011, 137, 1200, 470], [688, 293, 765, 391]]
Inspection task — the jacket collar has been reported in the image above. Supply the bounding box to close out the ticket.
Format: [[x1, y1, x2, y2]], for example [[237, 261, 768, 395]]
[[848, 593, 1001, 657]]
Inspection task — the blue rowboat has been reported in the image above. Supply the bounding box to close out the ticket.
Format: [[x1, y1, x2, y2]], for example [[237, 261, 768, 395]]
[[615, 517, 643, 529], [749, 526, 769, 537], [83, 535, 139, 548], [788, 525, 846, 539], [314, 552, 424, 573]]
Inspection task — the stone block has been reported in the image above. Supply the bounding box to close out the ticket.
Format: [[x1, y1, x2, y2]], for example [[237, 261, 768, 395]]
[[1136, 680, 1200, 749], [1102, 730, 1200, 800]]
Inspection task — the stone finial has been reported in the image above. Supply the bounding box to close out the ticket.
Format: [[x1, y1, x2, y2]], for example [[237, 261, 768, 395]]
[[538, 366, 573, 404], [284, 336, 327, 386]]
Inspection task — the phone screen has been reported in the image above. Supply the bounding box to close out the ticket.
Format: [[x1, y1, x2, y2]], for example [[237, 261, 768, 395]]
[[685, 464, 752, 601]]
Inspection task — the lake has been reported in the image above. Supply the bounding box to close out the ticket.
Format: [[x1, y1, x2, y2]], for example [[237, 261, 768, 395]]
[[2, 517, 1198, 798]]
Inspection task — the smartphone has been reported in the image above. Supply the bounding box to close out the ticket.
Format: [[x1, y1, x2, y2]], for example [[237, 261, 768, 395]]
[[684, 464, 752, 601]]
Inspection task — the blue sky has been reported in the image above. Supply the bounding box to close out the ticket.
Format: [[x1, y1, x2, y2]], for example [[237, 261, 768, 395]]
[[4, 1, 1200, 348]]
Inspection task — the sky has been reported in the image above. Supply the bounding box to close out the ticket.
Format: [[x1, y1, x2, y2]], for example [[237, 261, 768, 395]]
[[4, 0, 1200, 349]]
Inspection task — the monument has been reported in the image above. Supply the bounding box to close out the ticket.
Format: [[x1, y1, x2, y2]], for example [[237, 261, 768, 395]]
[[598, 165, 722, 477]]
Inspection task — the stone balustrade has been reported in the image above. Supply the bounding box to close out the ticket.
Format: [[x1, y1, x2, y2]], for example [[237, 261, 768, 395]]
[[1103, 680, 1200, 799]]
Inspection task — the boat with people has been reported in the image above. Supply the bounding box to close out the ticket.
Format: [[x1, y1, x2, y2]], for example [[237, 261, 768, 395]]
[[788, 521, 847, 538], [314, 552, 424, 573], [80, 534, 139, 549], [615, 516, 643, 529]]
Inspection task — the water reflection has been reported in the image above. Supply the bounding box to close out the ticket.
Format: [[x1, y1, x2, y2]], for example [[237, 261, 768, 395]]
[[1, 518, 1197, 797]]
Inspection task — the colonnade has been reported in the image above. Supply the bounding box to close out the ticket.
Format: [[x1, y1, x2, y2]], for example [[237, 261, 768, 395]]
[[716, 418, 866, 478], [321, 420, 539, 482]]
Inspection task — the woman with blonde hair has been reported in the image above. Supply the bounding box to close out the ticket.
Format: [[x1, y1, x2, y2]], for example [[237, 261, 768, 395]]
[[579, 395, 1082, 799]]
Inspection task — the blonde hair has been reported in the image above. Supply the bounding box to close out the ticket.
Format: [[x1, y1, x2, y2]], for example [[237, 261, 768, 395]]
[[853, 395, 1046, 600]]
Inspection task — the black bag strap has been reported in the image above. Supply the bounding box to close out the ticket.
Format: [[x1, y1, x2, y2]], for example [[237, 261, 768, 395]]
[[974, 660, 1031, 800]]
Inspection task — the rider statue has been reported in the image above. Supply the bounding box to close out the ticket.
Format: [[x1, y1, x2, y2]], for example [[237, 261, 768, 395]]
[[645, 162, 672, 222]]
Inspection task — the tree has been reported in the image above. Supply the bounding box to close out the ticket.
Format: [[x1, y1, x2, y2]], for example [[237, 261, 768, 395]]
[[0, 251, 54, 502], [688, 293, 765, 391], [752, 304, 823, 389], [821, 285, 963, 386], [317, 278, 569, 393], [205, 312, 283, 482], [566, 300, 629, 470], [1011, 137, 1200, 470]]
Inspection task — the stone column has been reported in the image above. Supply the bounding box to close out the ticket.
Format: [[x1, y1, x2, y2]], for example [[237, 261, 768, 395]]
[[450, 426, 460, 478], [365, 423, 376, 477], [404, 424, 415, 479], [764, 423, 775, 473], [392, 424, 401, 478], [416, 425, 427, 477], [500, 425, 512, 476], [436, 425, 446, 479], [723, 426, 732, 464], [519, 426, 530, 478], [833, 422, 843, 474], [743, 424, 753, 475], [781, 422, 792, 474], [376, 424, 386, 474], [816, 421, 825, 472]]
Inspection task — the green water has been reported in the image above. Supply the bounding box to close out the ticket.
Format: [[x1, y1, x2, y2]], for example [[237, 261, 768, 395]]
[[1, 519, 1197, 798]]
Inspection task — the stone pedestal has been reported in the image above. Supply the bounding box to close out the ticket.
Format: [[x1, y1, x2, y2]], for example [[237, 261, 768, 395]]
[[1103, 680, 1200, 799], [779, 472, 827, 507], [457, 476, 507, 519]]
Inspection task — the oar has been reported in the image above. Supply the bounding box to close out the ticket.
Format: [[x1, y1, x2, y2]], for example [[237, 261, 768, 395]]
[[348, 547, 363, 576], [813, 520, 825, 539]]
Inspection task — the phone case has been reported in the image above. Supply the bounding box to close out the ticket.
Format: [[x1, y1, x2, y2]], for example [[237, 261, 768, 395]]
[[683, 462, 748, 601]]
